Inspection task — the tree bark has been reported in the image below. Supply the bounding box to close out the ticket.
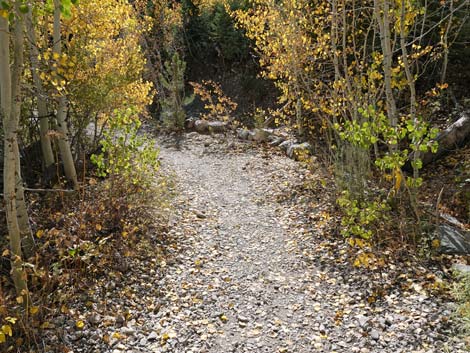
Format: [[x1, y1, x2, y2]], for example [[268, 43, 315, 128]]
[[404, 111, 470, 171], [0, 10, 30, 304], [374, 0, 397, 128], [53, 0, 79, 190]]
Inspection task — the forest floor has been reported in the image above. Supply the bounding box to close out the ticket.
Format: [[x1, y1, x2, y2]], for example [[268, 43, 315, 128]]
[[52, 132, 469, 353]]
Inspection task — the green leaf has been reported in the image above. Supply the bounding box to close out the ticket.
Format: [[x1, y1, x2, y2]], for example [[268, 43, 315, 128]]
[[18, 4, 28, 13], [0, 1, 10, 10], [60, 0, 72, 18]]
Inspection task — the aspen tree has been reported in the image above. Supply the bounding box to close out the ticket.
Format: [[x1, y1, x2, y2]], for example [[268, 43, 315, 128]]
[[0, 3, 30, 304], [53, 0, 78, 190]]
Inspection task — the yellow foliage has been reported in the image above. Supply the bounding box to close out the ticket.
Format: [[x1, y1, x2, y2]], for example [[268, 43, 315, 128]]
[[38, 0, 154, 121]]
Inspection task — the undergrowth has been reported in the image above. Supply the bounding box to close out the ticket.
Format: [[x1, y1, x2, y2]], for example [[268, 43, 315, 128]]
[[452, 271, 470, 345], [0, 123, 173, 350]]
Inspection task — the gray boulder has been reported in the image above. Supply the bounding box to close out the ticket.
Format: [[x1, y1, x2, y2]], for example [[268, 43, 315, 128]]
[[270, 136, 285, 146], [194, 120, 227, 134], [194, 119, 209, 134], [439, 224, 470, 255], [279, 140, 294, 152], [237, 128, 250, 140], [249, 128, 272, 143], [207, 121, 227, 134]]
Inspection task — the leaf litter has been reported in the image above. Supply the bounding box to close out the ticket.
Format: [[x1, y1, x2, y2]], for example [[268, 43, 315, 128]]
[[44, 132, 469, 353]]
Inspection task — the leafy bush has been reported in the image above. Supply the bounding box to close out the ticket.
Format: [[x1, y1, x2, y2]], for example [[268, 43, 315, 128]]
[[91, 108, 159, 186], [190, 80, 237, 121]]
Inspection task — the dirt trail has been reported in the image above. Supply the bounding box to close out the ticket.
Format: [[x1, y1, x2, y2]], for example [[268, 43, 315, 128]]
[[151, 133, 465, 353], [60, 132, 467, 353]]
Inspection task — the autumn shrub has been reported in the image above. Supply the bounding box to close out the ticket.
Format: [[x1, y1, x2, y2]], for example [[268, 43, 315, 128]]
[[91, 107, 159, 187], [46, 0, 154, 153], [232, 0, 457, 244], [190, 80, 237, 121]]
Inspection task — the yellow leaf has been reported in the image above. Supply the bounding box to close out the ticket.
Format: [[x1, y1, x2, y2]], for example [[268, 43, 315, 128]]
[[0, 332, 5, 343], [432, 239, 440, 248], [76, 320, 85, 329], [5, 317, 17, 324], [394, 168, 402, 192], [16, 296, 23, 304], [220, 314, 228, 322], [29, 306, 40, 315], [53, 52, 60, 60], [36, 230, 45, 238], [112, 332, 121, 339], [1, 325, 12, 337], [40, 322, 52, 329], [2, 249, 9, 257], [95, 224, 102, 231]]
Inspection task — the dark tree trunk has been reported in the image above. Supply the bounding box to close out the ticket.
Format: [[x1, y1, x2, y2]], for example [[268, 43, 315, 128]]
[[404, 111, 470, 171]]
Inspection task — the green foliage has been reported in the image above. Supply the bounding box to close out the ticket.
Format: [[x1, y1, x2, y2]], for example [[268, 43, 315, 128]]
[[159, 52, 194, 131], [91, 108, 159, 186], [333, 105, 440, 241], [337, 190, 389, 240], [183, 0, 250, 64]]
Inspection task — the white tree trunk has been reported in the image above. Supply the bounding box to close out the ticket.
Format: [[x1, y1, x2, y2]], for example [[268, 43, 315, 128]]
[[374, 0, 397, 128], [53, 0, 79, 190], [0, 11, 29, 303]]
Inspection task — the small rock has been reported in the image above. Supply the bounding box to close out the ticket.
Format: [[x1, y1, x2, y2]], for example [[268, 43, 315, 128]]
[[370, 329, 380, 340], [88, 313, 101, 325], [121, 326, 136, 336], [194, 210, 207, 219], [238, 315, 249, 323], [115, 315, 126, 326], [356, 315, 369, 328], [147, 332, 159, 341]]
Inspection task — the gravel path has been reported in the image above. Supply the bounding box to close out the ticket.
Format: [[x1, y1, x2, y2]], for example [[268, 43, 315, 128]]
[[58, 132, 468, 353]]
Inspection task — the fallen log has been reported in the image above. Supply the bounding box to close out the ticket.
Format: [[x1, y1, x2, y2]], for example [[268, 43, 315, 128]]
[[404, 110, 470, 171]]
